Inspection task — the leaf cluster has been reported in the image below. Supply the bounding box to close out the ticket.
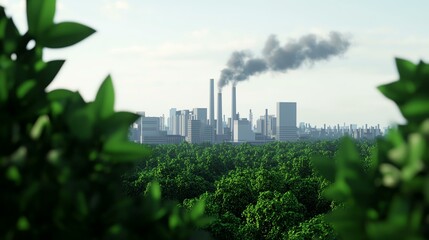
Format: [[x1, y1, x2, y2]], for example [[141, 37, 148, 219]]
[[0, 1, 210, 239], [312, 58, 429, 239]]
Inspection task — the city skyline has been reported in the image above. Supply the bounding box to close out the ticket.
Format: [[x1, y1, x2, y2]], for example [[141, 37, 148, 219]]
[[2, 1, 428, 126]]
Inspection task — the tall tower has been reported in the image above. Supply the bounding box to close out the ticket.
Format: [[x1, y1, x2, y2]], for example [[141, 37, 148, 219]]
[[209, 79, 214, 127], [217, 92, 223, 135], [249, 109, 253, 130], [276, 102, 297, 141], [265, 109, 268, 138], [231, 85, 237, 139]]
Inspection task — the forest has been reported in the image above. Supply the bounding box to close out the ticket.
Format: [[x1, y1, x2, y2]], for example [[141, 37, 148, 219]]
[[125, 140, 375, 239]]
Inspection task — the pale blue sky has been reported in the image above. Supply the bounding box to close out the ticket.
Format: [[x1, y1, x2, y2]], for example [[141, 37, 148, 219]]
[[2, 0, 429, 127]]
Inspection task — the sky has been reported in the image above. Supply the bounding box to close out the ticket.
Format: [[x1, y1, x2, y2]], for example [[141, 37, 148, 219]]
[[2, 0, 429, 127]]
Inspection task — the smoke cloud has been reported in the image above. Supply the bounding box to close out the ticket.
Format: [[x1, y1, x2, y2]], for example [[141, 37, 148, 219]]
[[218, 31, 351, 90]]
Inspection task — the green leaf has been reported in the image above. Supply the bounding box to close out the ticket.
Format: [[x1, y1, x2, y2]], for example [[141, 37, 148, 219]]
[[190, 200, 205, 220], [148, 182, 162, 201], [30, 115, 50, 140], [0, 7, 6, 21], [169, 211, 181, 229], [325, 206, 366, 240], [104, 111, 139, 126], [66, 106, 95, 140], [402, 133, 425, 181], [0, 17, 6, 41], [94, 75, 115, 119], [26, 0, 56, 35], [17, 216, 30, 231], [4, 17, 21, 54], [395, 58, 416, 80], [0, 71, 7, 103], [16, 80, 37, 99], [401, 97, 429, 120], [40, 21, 95, 48], [103, 139, 150, 161], [36, 60, 65, 88], [377, 81, 414, 104], [6, 166, 21, 183], [76, 192, 88, 217], [47, 89, 78, 101]]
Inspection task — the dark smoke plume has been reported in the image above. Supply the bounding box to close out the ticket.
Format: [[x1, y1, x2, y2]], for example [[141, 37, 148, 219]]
[[218, 31, 350, 90]]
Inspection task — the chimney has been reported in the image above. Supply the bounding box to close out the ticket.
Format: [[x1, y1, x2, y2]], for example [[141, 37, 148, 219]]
[[231, 85, 236, 139], [217, 92, 223, 135], [209, 79, 214, 127], [265, 109, 268, 138]]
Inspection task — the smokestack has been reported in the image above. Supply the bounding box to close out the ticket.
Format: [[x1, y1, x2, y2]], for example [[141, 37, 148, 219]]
[[265, 109, 268, 138], [217, 92, 223, 135], [231, 85, 237, 139], [209, 79, 214, 126]]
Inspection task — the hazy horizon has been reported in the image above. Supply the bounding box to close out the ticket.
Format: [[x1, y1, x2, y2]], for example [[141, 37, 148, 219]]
[[2, 0, 429, 127]]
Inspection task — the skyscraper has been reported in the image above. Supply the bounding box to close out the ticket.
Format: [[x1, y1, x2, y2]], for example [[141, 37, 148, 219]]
[[168, 108, 177, 135], [276, 102, 298, 141], [192, 108, 208, 124]]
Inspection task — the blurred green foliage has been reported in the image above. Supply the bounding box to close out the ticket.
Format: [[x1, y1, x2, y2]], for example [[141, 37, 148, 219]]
[[0, 1, 210, 239], [312, 58, 429, 239]]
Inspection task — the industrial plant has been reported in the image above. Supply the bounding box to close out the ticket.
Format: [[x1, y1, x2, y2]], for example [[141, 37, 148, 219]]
[[128, 31, 384, 144], [128, 79, 385, 145]]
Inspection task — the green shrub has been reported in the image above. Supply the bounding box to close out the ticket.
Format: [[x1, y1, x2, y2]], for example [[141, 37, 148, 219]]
[[0, 1, 210, 239], [312, 58, 429, 239]]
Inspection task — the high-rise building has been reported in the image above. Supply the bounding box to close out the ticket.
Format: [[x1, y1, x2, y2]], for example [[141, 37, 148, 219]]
[[192, 108, 208, 124], [178, 110, 190, 137], [267, 115, 277, 138], [168, 108, 177, 135], [160, 114, 166, 131], [249, 109, 253, 130], [276, 102, 297, 141], [256, 118, 266, 135], [209, 79, 215, 127], [186, 119, 213, 144], [233, 119, 255, 142], [141, 117, 161, 137]]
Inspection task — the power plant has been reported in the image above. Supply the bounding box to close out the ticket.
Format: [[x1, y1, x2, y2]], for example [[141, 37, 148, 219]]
[[128, 77, 386, 144], [127, 32, 362, 144]]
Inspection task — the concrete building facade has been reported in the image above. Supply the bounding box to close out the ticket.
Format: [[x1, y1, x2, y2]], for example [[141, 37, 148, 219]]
[[233, 119, 255, 142], [276, 102, 298, 141]]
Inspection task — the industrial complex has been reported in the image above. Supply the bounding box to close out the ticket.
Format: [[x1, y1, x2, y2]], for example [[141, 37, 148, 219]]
[[129, 79, 386, 144]]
